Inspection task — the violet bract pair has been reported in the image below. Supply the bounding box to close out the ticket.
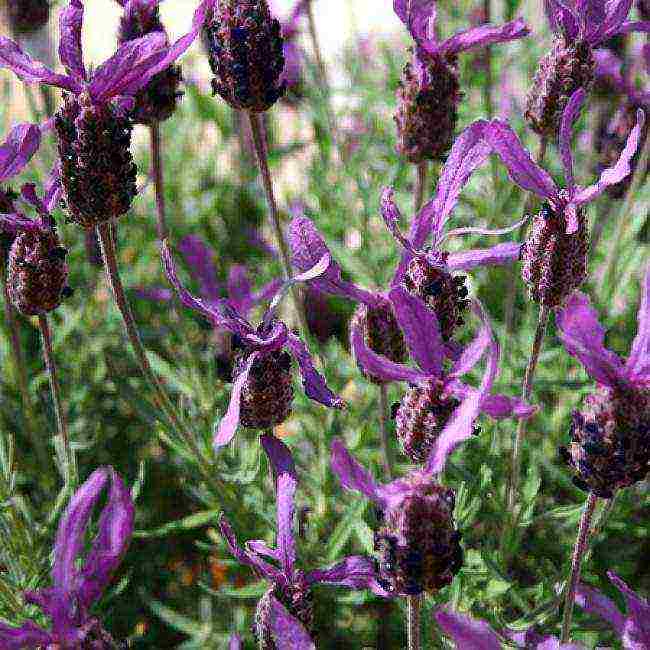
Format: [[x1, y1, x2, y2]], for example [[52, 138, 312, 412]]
[[0, 467, 134, 649], [161, 241, 343, 449], [220, 434, 383, 650]]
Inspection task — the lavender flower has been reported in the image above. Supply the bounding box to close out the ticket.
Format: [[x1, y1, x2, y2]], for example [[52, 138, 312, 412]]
[[576, 571, 650, 648], [393, 0, 529, 162], [4, 0, 50, 34], [219, 435, 382, 649], [161, 241, 343, 449], [352, 286, 534, 463], [526, 0, 650, 136], [114, 0, 183, 124], [0, 0, 213, 228], [0, 172, 71, 316], [289, 121, 524, 361], [486, 88, 645, 307], [203, 0, 286, 112], [434, 606, 586, 649], [0, 467, 135, 649], [139, 234, 280, 380], [556, 266, 650, 497]]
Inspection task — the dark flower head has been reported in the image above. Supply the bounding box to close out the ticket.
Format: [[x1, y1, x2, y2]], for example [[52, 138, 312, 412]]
[[393, 0, 529, 161], [486, 89, 645, 307], [0, 0, 213, 227], [162, 240, 343, 449], [557, 267, 650, 496], [576, 570, 650, 649], [5, 0, 50, 34], [525, 0, 650, 136], [114, 0, 184, 124], [219, 435, 384, 649], [0, 467, 134, 649], [203, 0, 286, 111], [0, 171, 71, 315]]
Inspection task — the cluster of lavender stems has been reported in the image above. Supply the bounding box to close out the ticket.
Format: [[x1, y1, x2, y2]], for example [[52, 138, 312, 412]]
[[1, 0, 650, 647]]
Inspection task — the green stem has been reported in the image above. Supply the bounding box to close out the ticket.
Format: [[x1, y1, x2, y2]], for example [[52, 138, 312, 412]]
[[560, 492, 598, 643], [150, 122, 168, 240], [38, 314, 76, 487], [407, 595, 422, 650]]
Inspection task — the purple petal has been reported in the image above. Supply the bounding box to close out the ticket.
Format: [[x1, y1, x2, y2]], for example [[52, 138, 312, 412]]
[[559, 89, 585, 190], [179, 235, 222, 303], [281, 39, 303, 88], [134, 287, 174, 302], [607, 572, 650, 645], [479, 393, 536, 419], [269, 596, 315, 650], [52, 468, 111, 593], [0, 621, 51, 649], [247, 539, 280, 561], [588, 0, 634, 43], [485, 120, 558, 200], [446, 242, 522, 271], [293, 253, 331, 282], [161, 240, 221, 324], [544, 0, 580, 37], [43, 163, 62, 214], [0, 122, 41, 182], [0, 37, 79, 91], [575, 582, 625, 635], [289, 214, 378, 305], [449, 321, 491, 378], [616, 20, 650, 34], [58, 0, 86, 82], [394, 0, 436, 41], [573, 109, 645, 207], [626, 266, 650, 380], [88, 32, 168, 102], [388, 286, 444, 376], [306, 555, 379, 589], [76, 468, 134, 609], [214, 353, 257, 449], [285, 333, 345, 409], [556, 292, 626, 387], [229, 634, 243, 650], [350, 310, 425, 383], [219, 514, 284, 583], [380, 187, 415, 252], [252, 279, 284, 307], [260, 434, 297, 580], [226, 265, 253, 315], [435, 18, 530, 57], [330, 439, 385, 507], [435, 607, 501, 650]]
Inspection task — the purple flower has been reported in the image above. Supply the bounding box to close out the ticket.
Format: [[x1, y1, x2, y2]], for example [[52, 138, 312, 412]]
[[219, 435, 382, 649], [352, 286, 535, 463], [556, 266, 650, 496], [392, 1, 528, 162], [434, 606, 586, 649], [161, 241, 343, 449], [0, 467, 135, 649], [576, 571, 650, 649]]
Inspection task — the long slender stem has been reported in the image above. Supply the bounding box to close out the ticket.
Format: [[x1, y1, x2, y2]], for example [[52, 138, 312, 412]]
[[150, 122, 168, 240], [414, 162, 428, 214], [560, 492, 598, 643], [38, 314, 76, 486], [246, 111, 308, 337], [305, 0, 329, 97], [508, 304, 550, 512], [378, 384, 393, 480], [407, 595, 422, 650], [97, 223, 211, 478]]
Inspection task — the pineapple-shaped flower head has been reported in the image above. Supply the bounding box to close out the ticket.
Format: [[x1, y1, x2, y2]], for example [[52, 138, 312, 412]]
[[486, 88, 645, 308], [0, 172, 72, 316], [203, 0, 286, 111], [0, 0, 212, 228], [557, 267, 650, 498], [114, 0, 183, 124], [0, 467, 134, 649], [161, 240, 343, 449], [4, 0, 50, 35], [220, 435, 386, 649], [393, 0, 529, 162], [525, 0, 650, 137]]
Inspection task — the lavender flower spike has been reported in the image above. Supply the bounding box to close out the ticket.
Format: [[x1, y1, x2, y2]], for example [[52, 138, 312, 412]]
[[557, 265, 650, 497], [526, 0, 650, 136], [0, 0, 214, 228], [434, 606, 587, 649], [576, 571, 650, 649], [393, 1, 529, 162], [486, 89, 645, 307], [0, 467, 135, 649], [219, 435, 382, 649], [162, 241, 343, 449]]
